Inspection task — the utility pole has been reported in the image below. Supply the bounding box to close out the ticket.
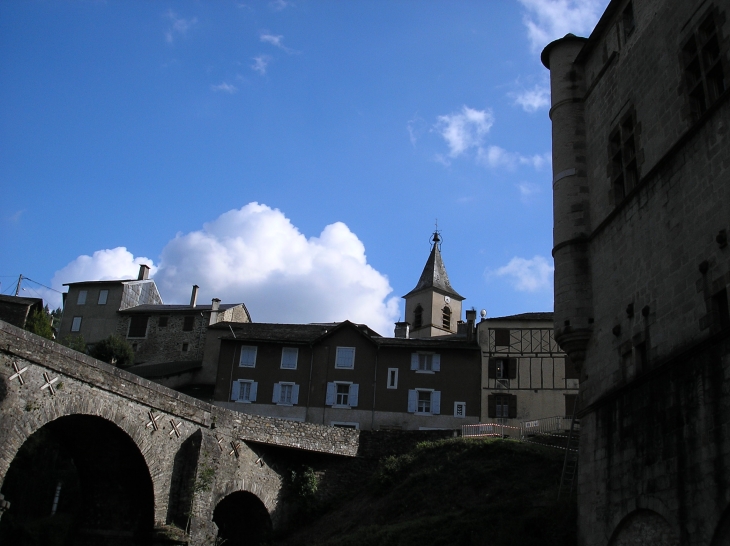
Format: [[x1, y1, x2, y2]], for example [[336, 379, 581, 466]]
[[14, 274, 23, 296]]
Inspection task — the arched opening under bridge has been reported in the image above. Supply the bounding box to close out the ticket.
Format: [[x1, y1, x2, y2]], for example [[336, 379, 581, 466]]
[[213, 490, 273, 546]]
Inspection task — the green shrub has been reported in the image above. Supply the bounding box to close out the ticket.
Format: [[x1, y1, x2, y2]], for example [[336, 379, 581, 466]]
[[89, 335, 134, 368]]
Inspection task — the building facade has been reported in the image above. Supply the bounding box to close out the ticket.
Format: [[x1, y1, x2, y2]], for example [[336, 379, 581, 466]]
[[212, 320, 481, 431], [543, 0, 730, 544], [477, 312, 578, 426]]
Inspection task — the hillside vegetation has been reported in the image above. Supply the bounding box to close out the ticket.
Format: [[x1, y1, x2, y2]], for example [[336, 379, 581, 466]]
[[277, 438, 576, 546]]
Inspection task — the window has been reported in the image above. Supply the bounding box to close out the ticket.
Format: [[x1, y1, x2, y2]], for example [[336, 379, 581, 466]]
[[609, 109, 639, 205], [280, 347, 299, 369], [488, 357, 516, 379], [408, 389, 441, 415], [454, 401, 466, 418], [127, 316, 149, 338], [335, 347, 355, 369], [182, 316, 195, 332], [410, 353, 441, 372], [682, 11, 726, 122], [413, 305, 423, 329], [273, 382, 299, 405], [239, 346, 257, 367], [71, 316, 82, 332], [98, 290, 108, 305], [387, 368, 398, 389], [331, 422, 359, 429], [77, 290, 87, 305], [326, 382, 359, 407], [442, 306, 451, 329], [158, 316, 169, 327], [231, 380, 257, 403], [487, 394, 517, 419], [494, 329, 510, 346], [182, 342, 189, 352]]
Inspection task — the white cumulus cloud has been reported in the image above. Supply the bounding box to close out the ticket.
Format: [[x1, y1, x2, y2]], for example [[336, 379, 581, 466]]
[[511, 84, 551, 112], [164, 10, 197, 44], [492, 255, 554, 292], [211, 82, 238, 94], [252, 55, 272, 74], [47, 204, 400, 336], [435, 106, 494, 158], [518, 0, 607, 52]]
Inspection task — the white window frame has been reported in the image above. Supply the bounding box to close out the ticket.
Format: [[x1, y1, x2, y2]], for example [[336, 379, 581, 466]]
[[77, 290, 87, 305], [411, 352, 441, 373], [417, 389, 433, 414], [71, 316, 82, 332], [386, 368, 398, 389], [272, 382, 299, 406], [330, 421, 360, 430], [280, 347, 299, 369], [408, 388, 441, 415], [326, 381, 359, 408], [335, 346, 356, 369], [454, 401, 466, 418], [97, 289, 108, 305], [239, 346, 257, 368], [231, 379, 258, 403]]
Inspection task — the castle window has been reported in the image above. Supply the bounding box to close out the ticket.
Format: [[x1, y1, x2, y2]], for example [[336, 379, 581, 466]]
[[182, 316, 195, 331], [682, 11, 726, 122], [182, 342, 189, 352], [413, 305, 423, 329], [127, 316, 149, 338], [442, 306, 451, 329], [609, 109, 639, 205], [158, 316, 169, 327]]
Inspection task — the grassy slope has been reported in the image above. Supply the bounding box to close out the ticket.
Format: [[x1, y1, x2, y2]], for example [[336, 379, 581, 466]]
[[277, 438, 576, 546]]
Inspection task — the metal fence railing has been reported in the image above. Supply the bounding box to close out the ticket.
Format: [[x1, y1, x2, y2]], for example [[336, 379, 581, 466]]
[[519, 416, 565, 439], [461, 421, 520, 439]]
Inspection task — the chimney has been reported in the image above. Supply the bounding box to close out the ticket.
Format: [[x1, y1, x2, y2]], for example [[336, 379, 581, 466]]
[[465, 309, 477, 342], [138, 264, 150, 280], [209, 298, 221, 325], [190, 285, 199, 307], [394, 321, 410, 339]]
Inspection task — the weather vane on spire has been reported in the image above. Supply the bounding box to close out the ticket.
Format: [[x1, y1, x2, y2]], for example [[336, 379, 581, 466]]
[[431, 219, 441, 249]]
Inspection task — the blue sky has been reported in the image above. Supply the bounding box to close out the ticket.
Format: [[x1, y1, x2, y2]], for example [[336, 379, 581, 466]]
[[0, 0, 608, 335]]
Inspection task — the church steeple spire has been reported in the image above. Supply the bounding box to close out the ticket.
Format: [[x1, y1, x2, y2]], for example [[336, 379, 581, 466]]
[[402, 230, 465, 338]]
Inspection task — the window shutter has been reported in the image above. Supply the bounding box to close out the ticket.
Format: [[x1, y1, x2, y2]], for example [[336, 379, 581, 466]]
[[349, 384, 359, 407], [508, 394, 517, 418], [432, 391, 441, 414], [508, 358, 517, 379], [410, 353, 419, 370], [326, 383, 336, 406], [231, 381, 240, 401], [272, 383, 281, 403], [292, 384, 300, 405], [408, 390, 418, 413], [487, 394, 496, 418], [432, 354, 441, 372], [488, 358, 497, 378], [250, 382, 258, 402]]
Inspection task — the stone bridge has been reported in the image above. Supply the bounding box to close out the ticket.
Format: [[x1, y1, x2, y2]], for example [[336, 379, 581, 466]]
[[0, 320, 360, 545]]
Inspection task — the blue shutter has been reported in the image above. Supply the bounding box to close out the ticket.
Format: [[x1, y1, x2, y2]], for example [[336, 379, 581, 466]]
[[411, 353, 419, 370], [292, 384, 300, 405], [432, 391, 441, 414], [272, 383, 281, 403], [250, 382, 258, 402], [231, 381, 240, 401], [408, 390, 417, 413], [432, 354, 441, 372], [326, 382, 336, 405], [349, 384, 359, 407]]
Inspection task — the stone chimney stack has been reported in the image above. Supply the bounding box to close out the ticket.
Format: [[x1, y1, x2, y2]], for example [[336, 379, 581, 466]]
[[465, 309, 477, 342], [138, 264, 150, 280], [394, 321, 410, 339], [190, 285, 199, 308], [209, 298, 221, 325]]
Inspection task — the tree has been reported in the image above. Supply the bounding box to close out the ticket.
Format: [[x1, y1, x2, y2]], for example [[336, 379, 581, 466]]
[[25, 308, 54, 340], [89, 335, 134, 368], [61, 334, 87, 353]]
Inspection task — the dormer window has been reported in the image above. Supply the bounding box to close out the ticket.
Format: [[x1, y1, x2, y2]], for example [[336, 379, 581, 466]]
[[413, 305, 423, 329], [442, 306, 451, 329]]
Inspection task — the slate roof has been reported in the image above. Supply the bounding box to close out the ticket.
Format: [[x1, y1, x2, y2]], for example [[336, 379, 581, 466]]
[[129, 360, 203, 379], [402, 237, 464, 300], [119, 303, 244, 314], [483, 312, 554, 322], [209, 320, 382, 343]]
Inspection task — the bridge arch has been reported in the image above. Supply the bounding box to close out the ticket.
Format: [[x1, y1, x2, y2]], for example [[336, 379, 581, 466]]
[[213, 490, 273, 546], [608, 509, 679, 546], [0, 414, 155, 544]]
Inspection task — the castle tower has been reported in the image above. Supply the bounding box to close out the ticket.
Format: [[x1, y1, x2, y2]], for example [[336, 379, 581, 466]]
[[403, 232, 464, 339]]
